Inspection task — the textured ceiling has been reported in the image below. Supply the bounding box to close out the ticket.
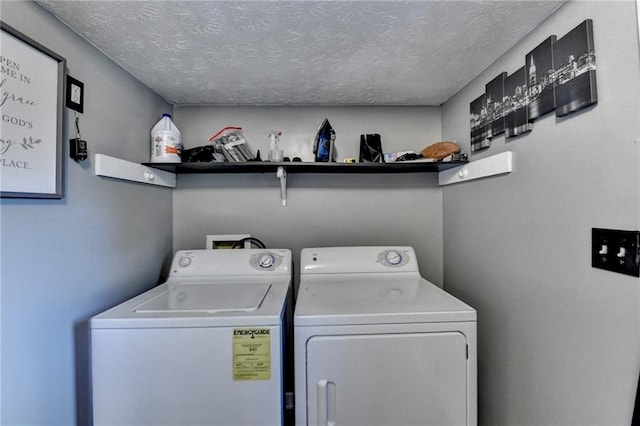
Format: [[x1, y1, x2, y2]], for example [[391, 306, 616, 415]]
[[37, 0, 566, 106]]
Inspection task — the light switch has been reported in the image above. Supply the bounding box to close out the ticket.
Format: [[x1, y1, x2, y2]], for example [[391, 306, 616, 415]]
[[592, 228, 640, 277]]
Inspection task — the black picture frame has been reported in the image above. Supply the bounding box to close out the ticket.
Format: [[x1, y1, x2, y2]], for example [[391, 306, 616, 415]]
[[526, 35, 556, 121], [470, 94, 489, 152], [553, 19, 597, 117], [504, 67, 532, 139], [1, 22, 66, 199], [468, 19, 598, 144], [485, 72, 507, 139], [66, 75, 84, 113]]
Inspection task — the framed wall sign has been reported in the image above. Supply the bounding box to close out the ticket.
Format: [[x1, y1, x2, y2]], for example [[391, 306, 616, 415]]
[[1, 22, 66, 199]]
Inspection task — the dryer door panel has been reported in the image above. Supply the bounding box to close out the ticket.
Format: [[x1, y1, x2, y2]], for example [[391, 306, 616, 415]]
[[306, 332, 467, 426]]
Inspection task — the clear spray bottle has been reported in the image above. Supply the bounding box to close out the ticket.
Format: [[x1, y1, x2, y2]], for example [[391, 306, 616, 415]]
[[268, 131, 283, 162]]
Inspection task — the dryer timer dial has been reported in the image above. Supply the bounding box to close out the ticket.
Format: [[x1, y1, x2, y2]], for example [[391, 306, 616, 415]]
[[378, 249, 409, 267], [386, 250, 403, 265]]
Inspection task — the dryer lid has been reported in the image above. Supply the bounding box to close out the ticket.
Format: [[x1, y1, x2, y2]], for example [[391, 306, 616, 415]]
[[294, 275, 476, 326], [134, 282, 271, 314]]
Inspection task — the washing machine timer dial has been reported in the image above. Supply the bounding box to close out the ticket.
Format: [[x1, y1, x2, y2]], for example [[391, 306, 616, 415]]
[[178, 256, 192, 267], [259, 254, 275, 268], [378, 249, 409, 267], [250, 252, 283, 271]]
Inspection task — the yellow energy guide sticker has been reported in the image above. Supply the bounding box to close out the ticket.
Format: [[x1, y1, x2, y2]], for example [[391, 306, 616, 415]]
[[233, 328, 271, 381]]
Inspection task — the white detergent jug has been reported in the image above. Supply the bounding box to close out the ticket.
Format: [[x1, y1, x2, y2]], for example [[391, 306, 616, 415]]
[[150, 113, 181, 163]]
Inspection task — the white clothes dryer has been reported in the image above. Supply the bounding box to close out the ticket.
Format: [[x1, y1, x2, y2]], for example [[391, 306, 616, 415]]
[[91, 249, 292, 426], [294, 246, 477, 426]]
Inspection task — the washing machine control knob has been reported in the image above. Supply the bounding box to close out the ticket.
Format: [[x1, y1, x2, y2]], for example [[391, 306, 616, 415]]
[[385, 250, 403, 265], [250, 252, 283, 271], [258, 254, 275, 269], [178, 256, 191, 267]]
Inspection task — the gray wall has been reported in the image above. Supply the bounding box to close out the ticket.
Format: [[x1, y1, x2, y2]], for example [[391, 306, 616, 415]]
[[1, 2, 173, 425], [172, 106, 446, 286], [441, 1, 640, 424]]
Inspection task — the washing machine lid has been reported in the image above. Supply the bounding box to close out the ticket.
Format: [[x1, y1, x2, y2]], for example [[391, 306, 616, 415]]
[[134, 282, 270, 314], [294, 274, 476, 326], [91, 277, 290, 329]]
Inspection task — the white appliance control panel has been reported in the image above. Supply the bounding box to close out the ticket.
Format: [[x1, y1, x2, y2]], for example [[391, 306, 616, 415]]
[[170, 249, 291, 276], [178, 256, 192, 267], [301, 246, 418, 274], [250, 252, 284, 271], [377, 249, 410, 267]]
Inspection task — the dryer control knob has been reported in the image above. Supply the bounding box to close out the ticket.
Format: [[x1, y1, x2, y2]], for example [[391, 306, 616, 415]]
[[178, 256, 191, 267], [385, 250, 403, 266]]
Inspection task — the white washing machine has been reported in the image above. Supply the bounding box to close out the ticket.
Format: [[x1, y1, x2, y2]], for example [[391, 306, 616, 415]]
[[91, 248, 292, 426], [294, 246, 477, 426]]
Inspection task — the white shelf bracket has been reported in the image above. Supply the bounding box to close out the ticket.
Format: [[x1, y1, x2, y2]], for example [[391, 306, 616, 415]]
[[95, 154, 176, 188], [438, 151, 513, 186], [276, 166, 287, 206]]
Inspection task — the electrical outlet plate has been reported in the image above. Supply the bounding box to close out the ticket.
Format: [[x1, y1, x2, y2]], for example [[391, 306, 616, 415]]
[[65, 75, 84, 113], [592, 228, 640, 277], [205, 234, 251, 249]]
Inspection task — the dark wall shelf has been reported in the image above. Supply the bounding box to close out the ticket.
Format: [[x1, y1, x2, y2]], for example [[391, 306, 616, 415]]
[[142, 161, 467, 174], [98, 152, 510, 188]]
